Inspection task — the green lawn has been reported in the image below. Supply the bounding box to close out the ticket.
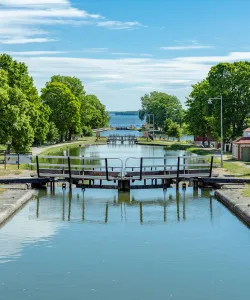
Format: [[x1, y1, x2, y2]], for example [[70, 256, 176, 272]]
[[242, 186, 250, 197], [223, 160, 250, 177], [38, 136, 106, 155]]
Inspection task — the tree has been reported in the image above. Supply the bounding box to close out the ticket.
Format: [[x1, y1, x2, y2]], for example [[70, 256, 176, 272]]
[[207, 62, 250, 140], [163, 118, 173, 134], [41, 82, 81, 141], [80, 95, 109, 130], [46, 122, 59, 144], [0, 54, 50, 151], [140, 91, 182, 128], [186, 62, 250, 143], [50, 75, 86, 99], [181, 123, 192, 136], [167, 122, 182, 141], [185, 80, 218, 145], [48, 76, 109, 134]]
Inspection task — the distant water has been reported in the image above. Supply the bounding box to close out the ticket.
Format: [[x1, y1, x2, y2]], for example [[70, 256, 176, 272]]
[[109, 113, 143, 128], [107, 113, 193, 141]]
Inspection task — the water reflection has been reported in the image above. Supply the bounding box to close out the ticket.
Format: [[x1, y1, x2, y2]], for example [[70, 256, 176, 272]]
[[0, 187, 220, 265], [31, 187, 214, 225]]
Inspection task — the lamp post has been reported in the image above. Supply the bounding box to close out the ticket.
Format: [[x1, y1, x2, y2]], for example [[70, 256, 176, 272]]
[[208, 96, 223, 167]]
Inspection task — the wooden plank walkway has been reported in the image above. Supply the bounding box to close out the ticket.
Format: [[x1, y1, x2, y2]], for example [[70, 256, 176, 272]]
[[27, 154, 221, 190]]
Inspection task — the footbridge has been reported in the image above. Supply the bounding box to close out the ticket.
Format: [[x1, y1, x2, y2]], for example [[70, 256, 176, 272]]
[[30, 155, 220, 191], [107, 135, 138, 144]]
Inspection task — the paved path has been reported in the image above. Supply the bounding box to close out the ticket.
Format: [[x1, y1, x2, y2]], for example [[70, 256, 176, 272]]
[[32, 137, 97, 156], [215, 189, 250, 226], [0, 189, 34, 226]]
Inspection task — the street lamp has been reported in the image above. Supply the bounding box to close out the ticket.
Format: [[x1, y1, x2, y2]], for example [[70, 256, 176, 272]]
[[208, 96, 223, 167]]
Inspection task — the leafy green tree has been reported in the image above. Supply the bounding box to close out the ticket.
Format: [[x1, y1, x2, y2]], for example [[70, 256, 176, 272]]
[[186, 62, 250, 142], [50, 75, 86, 99], [48, 76, 109, 134], [46, 122, 59, 144], [207, 62, 250, 140], [80, 94, 109, 129], [139, 91, 182, 128], [185, 80, 217, 145], [167, 122, 182, 141], [0, 54, 50, 151], [41, 82, 81, 141], [181, 123, 192, 136], [11, 115, 34, 153], [163, 118, 173, 134]]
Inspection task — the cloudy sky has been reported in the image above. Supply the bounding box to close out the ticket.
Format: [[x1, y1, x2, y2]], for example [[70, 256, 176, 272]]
[[1, 0, 250, 110]]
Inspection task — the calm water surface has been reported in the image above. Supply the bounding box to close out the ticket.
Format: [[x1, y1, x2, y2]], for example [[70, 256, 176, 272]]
[[108, 113, 143, 128], [1, 143, 250, 299]]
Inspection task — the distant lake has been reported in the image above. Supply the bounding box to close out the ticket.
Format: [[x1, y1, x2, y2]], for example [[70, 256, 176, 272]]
[[107, 113, 193, 141], [109, 112, 143, 128]]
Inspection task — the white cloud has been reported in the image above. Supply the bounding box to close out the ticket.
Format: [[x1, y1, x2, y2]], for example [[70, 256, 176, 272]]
[[5, 50, 66, 55], [9, 51, 248, 110], [0, 0, 144, 44], [160, 45, 214, 50], [111, 52, 153, 57], [0, 0, 70, 6], [97, 21, 144, 30], [0, 38, 56, 44], [0, 201, 61, 263], [82, 48, 109, 53]]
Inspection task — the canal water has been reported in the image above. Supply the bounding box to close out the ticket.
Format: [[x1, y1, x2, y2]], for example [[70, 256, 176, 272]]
[[1, 142, 250, 299]]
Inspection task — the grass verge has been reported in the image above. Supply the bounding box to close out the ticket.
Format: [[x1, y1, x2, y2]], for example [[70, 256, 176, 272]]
[[223, 161, 250, 177], [242, 186, 250, 197], [38, 137, 106, 156]]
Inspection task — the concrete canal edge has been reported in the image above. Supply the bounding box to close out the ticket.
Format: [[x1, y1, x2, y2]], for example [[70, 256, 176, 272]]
[[215, 189, 250, 226], [0, 190, 35, 226]]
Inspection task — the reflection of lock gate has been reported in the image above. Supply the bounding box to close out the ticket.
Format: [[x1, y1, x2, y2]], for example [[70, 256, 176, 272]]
[[29, 155, 221, 191]]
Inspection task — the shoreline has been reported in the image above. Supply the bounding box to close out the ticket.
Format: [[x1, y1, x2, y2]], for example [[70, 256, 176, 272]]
[[0, 189, 34, 227], [215, 189, 250, 227], [32, 136, 106, 156]]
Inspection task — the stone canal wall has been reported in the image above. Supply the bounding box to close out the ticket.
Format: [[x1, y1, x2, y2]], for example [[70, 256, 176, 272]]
[[215, 189, 250, 226], [0, 189, 34, 226]]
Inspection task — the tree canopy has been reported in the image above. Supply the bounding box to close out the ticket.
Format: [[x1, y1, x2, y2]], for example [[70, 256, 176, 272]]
[[41, 82, 81, 141], [0, 55, 109, 152], [0, 54, 50, 152], [185, 61, 250, 142], [139, 91, 182, 128]]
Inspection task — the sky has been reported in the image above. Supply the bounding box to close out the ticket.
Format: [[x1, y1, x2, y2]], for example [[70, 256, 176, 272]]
[[1, 0, 250, 110]]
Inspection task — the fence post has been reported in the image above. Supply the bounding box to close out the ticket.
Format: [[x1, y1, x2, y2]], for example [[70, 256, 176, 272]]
[[68, 156, 72, 190], [4, 151, 6, 170], [105, 158, 109, 181], [209, 156, 214, 177], [18, 153, 20, 170], [36, 156, 40, 177], [140, 157, 143, 181], [176, 156, 180, 189]]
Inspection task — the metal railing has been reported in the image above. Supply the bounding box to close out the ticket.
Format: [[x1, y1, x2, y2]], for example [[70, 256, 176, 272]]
[[29, 155, 124, 181]]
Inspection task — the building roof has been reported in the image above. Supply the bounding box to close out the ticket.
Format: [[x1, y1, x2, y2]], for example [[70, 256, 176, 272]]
[[233, 137, 250, 144], [244, 128, 250, 132]]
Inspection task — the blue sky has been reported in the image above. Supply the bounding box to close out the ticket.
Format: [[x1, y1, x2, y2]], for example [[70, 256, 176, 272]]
[[1, 0, 250, 110]]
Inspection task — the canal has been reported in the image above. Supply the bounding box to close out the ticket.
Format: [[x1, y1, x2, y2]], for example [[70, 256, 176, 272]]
[[1, 142, 250, 299]]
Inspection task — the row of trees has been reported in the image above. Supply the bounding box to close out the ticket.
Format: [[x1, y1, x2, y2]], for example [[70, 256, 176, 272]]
[[140, 62, 250, 143], [185, 62, 250, 143], [0, 54, 109, 152]]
